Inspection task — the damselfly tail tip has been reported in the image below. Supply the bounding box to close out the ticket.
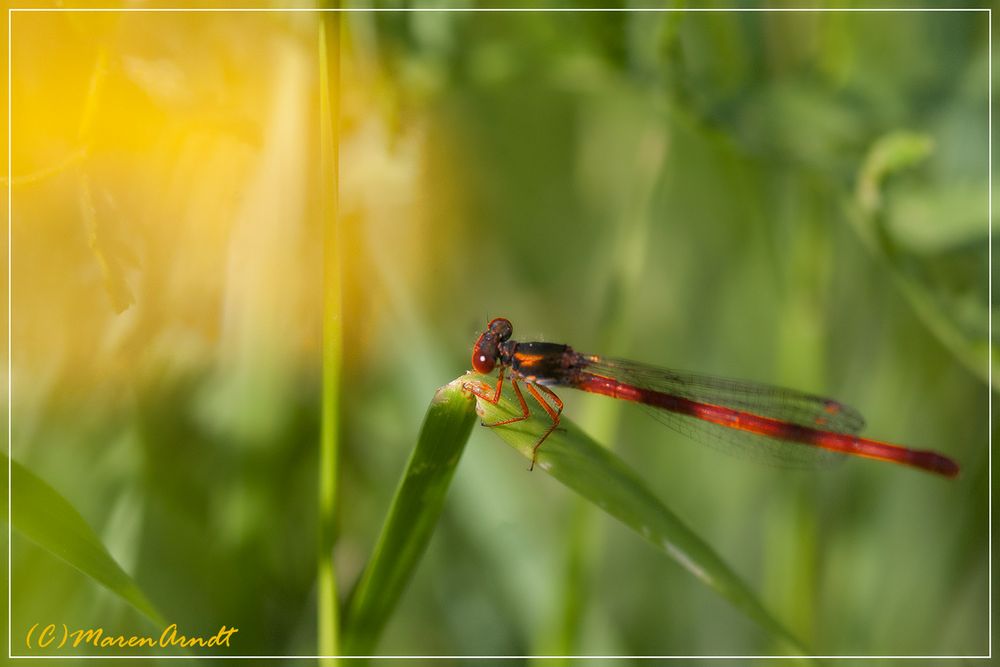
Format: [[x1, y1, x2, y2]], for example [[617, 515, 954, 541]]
[[913, 451, 960, 479]]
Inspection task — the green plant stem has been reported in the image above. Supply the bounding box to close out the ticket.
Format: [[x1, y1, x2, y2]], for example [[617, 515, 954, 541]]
[[318, 12, 342, 664]]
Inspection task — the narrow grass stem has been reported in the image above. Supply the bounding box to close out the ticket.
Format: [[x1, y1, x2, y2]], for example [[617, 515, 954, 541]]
[[318, 13, 342, 664]]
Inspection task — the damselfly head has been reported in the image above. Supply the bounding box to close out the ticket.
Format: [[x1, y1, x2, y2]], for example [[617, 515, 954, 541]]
[[472, 317, 513, 374]]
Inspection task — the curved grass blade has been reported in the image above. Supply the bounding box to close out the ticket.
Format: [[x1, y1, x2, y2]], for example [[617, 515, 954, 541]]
[[341, 380, 477, 655], [851, 131, 995, 390], [462, 372, 808, 655], [5, 455, 164, 625]]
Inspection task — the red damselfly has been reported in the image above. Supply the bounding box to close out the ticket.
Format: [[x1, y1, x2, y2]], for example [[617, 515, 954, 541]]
[[465, 317, 959, 478]]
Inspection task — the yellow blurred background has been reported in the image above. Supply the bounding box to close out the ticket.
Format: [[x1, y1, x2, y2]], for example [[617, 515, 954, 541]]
[[6, 5, 990, 658]]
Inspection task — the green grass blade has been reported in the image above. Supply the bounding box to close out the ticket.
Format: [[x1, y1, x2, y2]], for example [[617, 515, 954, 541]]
[[462, 373, 809, 655], [5, 455, 164, 625], [341, 380, 477, 655], [318, 12, 342, 663]]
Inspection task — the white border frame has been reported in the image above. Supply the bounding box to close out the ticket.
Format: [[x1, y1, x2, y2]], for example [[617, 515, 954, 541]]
[[6, 5, 992, 661]]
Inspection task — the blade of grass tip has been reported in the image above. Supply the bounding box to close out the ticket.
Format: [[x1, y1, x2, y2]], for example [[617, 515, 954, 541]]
[[4, 456, 164, 626], [341, 381, 477, 656], [462, 372, 810, 656], [318, 11, 342, 663]]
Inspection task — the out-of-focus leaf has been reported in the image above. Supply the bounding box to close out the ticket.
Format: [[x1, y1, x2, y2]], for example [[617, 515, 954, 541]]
[[462, 372, 808, 655], [80, 176, 135, 314], [855, 131, 934, 216], [4, 455, 163, 625], [341, 380, 477, 655], [848, 132, 994, 390], [887, 181, 990, 253]]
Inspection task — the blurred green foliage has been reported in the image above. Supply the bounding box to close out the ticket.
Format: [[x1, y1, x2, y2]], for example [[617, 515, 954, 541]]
[[8, 5, 989, 660]]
